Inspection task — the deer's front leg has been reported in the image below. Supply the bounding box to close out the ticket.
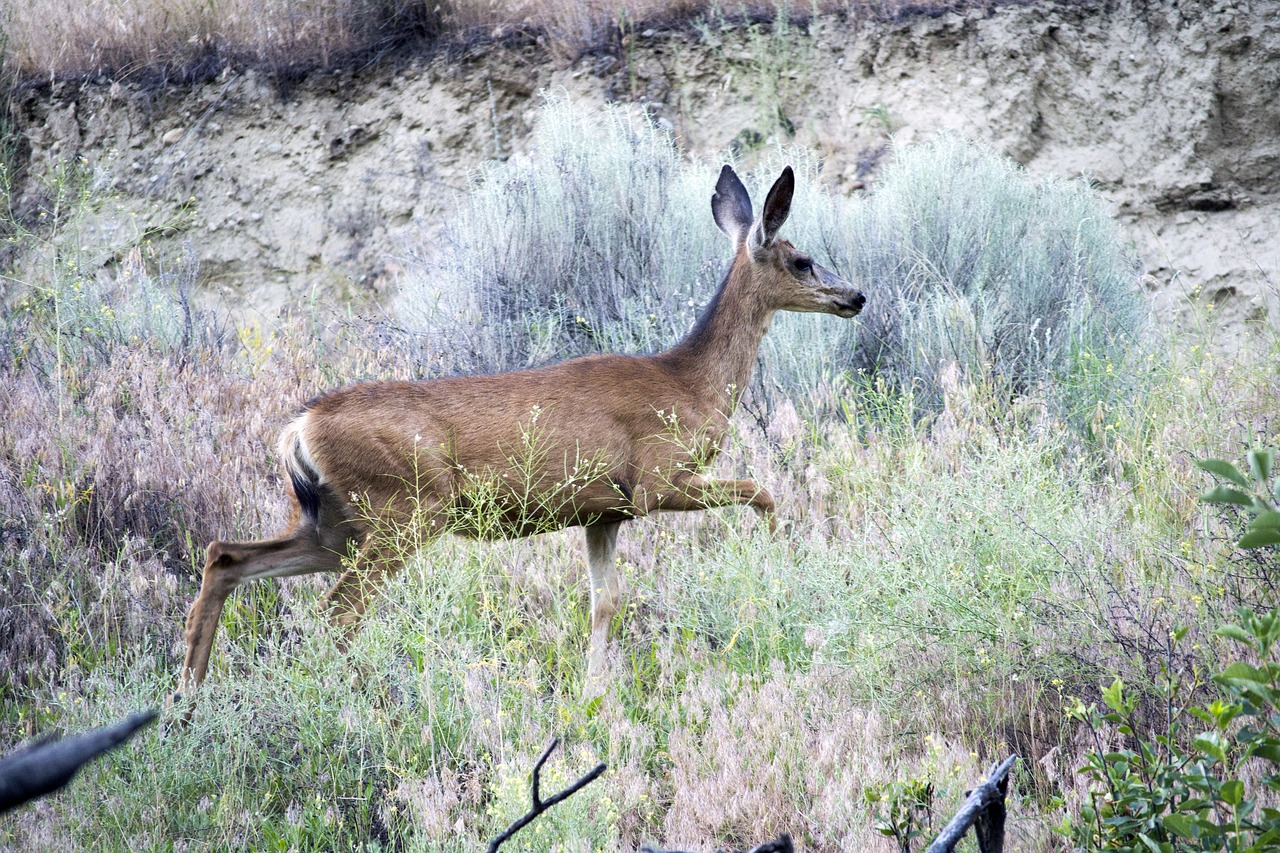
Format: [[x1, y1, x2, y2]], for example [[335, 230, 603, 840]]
[[584, 521, 622, 687], [655, 474, 777, 533]]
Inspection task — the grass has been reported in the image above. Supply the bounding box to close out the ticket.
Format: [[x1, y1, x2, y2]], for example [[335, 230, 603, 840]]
[[1, 0, 1019, 84], [2, 113, 1279, 850], [3, 314, 1276, 849]]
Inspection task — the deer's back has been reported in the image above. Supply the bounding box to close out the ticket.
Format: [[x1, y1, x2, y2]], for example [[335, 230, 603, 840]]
[[293, 353, 714, 532]]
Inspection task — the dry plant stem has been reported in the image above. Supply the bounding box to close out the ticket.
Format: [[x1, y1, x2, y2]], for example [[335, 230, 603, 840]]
[[486, 738, 608, 853]]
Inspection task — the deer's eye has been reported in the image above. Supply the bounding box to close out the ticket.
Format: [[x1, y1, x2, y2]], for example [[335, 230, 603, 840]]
[[793, 257, 813, 274]]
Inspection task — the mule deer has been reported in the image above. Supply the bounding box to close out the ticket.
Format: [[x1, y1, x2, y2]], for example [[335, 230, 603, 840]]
[[179, 165, 864, 696]]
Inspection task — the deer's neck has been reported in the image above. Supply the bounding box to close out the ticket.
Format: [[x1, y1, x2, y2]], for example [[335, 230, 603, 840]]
[[661, 258, 775, 417]]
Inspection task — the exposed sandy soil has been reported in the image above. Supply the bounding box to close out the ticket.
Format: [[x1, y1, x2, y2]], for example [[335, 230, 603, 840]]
[[9, 0, 1279, 330]]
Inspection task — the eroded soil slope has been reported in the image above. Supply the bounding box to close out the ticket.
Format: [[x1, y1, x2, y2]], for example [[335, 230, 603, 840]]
[[10, 0, 1279, 327]]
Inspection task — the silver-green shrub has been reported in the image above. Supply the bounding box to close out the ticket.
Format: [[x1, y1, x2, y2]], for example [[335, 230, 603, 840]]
[[832, 133, 1147, 415], [402, 98, 1146, 417], [404, 94, 720, 372]]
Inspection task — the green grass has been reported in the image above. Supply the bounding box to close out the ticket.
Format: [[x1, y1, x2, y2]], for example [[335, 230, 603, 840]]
[[3, 109, 1279, 851], [4, 330, 1277, 850]]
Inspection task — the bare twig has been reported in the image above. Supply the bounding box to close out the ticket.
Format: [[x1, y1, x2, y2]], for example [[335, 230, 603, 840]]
[[0, 709, 158, 813], [925, 755, 1017, 853], [486, 737, 607, 853]]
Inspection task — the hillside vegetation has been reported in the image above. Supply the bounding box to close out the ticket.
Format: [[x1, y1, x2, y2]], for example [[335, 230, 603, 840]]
[[2, 0, 978, 82], [1, 98, 1278, 851]]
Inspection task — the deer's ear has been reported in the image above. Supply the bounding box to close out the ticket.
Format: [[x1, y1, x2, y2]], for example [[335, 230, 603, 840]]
[[749, 166, 795, 253], [711, 165, 754, 248]]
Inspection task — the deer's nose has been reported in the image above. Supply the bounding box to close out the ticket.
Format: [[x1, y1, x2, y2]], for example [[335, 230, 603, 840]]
[[850, 292, 866, 311]]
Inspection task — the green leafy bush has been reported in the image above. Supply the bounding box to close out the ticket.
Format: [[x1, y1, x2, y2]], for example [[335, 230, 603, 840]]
[[1059, 609, 1280, 851], [1198, 449, 1280, 550], [865, 775, 935, 852]]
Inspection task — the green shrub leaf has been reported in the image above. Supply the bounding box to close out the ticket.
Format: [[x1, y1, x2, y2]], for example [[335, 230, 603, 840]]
[[1218, 661, 1268, 683], [1203, 486, 1256, 507], [1193, 732, 1227, 763], [1136, 833, 1165, 852], [1239, 529, 1280, 549], [1101, 678, 1127, 712], [1216, 625, 1255, 646], [1197, 458, 1251, 487], [1160, 813, 1199, 838], [1248, 449, 1274, 484]]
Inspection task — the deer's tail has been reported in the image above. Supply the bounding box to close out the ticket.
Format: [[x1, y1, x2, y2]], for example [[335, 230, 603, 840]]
[[278, 417, 324, 527]]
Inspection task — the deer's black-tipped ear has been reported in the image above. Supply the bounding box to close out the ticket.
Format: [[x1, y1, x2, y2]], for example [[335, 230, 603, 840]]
[[750, 166, 795, 252], [711, 165, 754, 248]]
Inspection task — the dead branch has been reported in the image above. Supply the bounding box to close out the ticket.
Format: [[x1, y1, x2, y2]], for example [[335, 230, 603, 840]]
[[0, 709, 158, 813], [925, 755, 1017, 853], [486, 737, 607, 852]]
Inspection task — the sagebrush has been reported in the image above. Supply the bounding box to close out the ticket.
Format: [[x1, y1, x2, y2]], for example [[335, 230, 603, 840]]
[[405, 97, 1147, 422]]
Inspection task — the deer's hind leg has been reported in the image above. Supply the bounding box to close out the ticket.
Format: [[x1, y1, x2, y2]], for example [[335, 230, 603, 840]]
[[180, 489, 359, 695], [181, 533, 355, 695], [321, 495, 449, 638], [321, 538, 407, 637]]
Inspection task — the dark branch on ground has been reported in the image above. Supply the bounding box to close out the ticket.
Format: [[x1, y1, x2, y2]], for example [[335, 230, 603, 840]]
[[486, 737, 608, 852], [926, 754, 1018, 853], [0, 709, 158, 814]]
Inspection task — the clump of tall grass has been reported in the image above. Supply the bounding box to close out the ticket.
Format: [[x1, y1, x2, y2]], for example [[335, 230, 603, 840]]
[[0, 165, 352, 698], [403, 97, 1146, 423], [0, 244, 241, 696], [5, 0, 447, 83]]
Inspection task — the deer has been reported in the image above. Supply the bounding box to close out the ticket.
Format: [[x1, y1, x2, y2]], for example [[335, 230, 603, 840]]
[[178, 164, 865, 700]]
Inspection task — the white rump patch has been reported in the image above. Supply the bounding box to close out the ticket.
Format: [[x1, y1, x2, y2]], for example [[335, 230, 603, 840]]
[[278, 415, 325, 485]]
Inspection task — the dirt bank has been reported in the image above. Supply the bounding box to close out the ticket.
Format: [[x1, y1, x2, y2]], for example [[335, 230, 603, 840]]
[[10, 0, 1279, 328]]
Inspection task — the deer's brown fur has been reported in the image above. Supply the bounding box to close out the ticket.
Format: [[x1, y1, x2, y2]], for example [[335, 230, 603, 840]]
[[179, 165, 865, 697]]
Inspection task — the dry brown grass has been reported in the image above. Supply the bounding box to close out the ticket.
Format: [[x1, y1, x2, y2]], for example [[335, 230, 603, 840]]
[[0, 247, 421, 698], [1, 0, 1005, 82]]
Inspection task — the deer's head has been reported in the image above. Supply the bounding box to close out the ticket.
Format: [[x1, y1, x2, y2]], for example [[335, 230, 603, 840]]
[[712, 165, 865, 319]]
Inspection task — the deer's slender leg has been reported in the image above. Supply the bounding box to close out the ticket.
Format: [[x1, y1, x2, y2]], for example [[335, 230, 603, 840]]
[[180, 548, 242, 697], [180, 529, 352, 695], [655, 475, 777, 533], [321, 493, 449, 636], [584, 521, 622, 681], [320, 538, 412, 637]]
